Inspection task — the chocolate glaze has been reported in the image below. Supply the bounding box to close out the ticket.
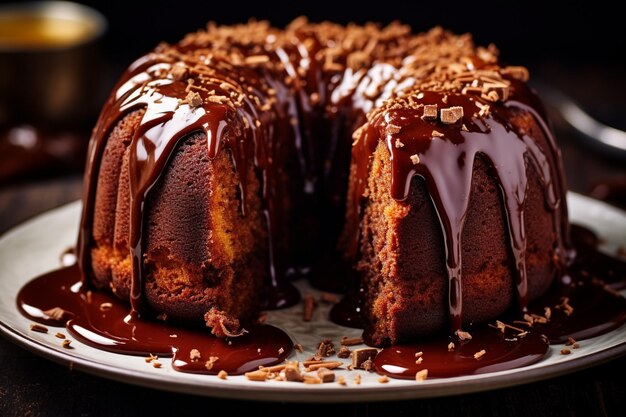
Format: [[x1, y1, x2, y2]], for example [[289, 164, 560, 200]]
[[329, 290, 365, 329], [374, 327, 549, 379], [77, 21, 416, 312], [17, 265, 293, 374], [349, 86, 568, 333]]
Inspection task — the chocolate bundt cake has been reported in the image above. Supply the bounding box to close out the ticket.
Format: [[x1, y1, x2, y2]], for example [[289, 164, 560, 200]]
[[77, 19, 569, 344]]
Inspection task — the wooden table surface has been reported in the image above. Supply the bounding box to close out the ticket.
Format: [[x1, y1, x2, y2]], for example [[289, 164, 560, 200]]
[[1, 97, 625, 417]]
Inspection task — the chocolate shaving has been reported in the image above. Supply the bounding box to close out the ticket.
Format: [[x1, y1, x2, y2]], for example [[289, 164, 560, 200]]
[[440, 106, 464, 124], [284, 364, 304, 382], [474, 349, 486, 360], [340, 336, 363, 346], [351, 347, 378, 369], [456, 330, 472, 341], [337, 346, 352, 358], [317, 367, 336, 383], [303, 294, 316, 321], [415, 369, 429, 381], [189, 349, 201, 362], [185, 91, 203, 108], [422, 104, 438, 120], [29, 324, 48, 333], [204, 356, 219, 370], [316, 339, 336, 357]]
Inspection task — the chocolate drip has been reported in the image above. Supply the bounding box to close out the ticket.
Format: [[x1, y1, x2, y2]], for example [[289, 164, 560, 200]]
[[77, 21, 571, 337], [77, 20, 423, 315], [17, 265, 293, 374], [350, 86, 567, 333]]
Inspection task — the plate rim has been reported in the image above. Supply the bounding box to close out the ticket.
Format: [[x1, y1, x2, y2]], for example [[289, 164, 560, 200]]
[[1, 193, 625, 402]]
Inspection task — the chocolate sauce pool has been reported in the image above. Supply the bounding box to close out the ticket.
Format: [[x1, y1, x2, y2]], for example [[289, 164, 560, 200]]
[[15, 223, 626, 380], [17, 265, 293, 375]]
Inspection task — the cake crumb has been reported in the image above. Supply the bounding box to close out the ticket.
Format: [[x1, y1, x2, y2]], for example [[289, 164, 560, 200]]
[[354, 374, 362, 385], [431, 130, 444, 138], [410, 154, 420, 165], [561, 348, 572, 355], [61, 339, 72, 349], [55, 332, 65, 339], [278, 347, 285, 355], [217, 370, 228, 380], [456, 330, 472, 341], [205, 356, 219, 370], [294, 343, 303, 353], [189, 349, 201, 362], [99, 302, 113, 312], [395, 138, 405, 148], [447, 342, 455, 351], [415, 369, 429, 381], [415, 357, 423, 365], [378, 375, 389, 383], [337, 376, 347, 386], [152, 361, 162, 368], [474, 349, 486, 360], [317, 367, 336, 383], [145, 353, 158, 363], [204, 308, 246, 338]]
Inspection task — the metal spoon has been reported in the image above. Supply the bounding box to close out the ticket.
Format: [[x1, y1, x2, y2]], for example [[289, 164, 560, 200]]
[[534, 82, 626, 159]]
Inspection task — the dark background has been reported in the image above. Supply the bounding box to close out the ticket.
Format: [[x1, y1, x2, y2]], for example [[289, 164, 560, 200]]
[[41, 0, 626, 132], [81, 0, 624, 66]]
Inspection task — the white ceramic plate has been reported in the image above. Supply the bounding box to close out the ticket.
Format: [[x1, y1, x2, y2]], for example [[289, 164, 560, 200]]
[[0, 193, 625, 402]]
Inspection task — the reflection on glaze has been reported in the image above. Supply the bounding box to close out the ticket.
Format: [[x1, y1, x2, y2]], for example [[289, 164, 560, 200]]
[[17, 265, 293, 375]]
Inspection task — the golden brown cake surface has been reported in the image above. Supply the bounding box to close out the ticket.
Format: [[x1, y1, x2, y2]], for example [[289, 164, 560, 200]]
[[78, 19, 569, 342]]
